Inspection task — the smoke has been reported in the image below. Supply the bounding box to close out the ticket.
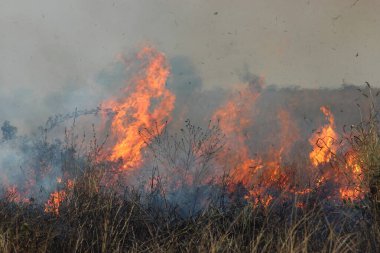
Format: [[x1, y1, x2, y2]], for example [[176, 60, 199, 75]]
[[0, 44, 377, 211], [1, 0, 380, 134]]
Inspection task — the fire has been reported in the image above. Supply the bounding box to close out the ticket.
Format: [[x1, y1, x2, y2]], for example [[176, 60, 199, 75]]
[[212, 79, 298, 206], [309, 106, 338, 167], [246, 193, 274, 207], [339, 152, 363, 200], [346, 152, 362, 176], [44, 190, 66, 215], [277, 109, 300, 154], [308, 107, 364, 200], [212, 80, 263, 185], [103, 47, 175, 170], [1, 46, 371, 213], [44, 178, 75, 215], [5, 185, 29, 203], [339, 188, 361, 200]]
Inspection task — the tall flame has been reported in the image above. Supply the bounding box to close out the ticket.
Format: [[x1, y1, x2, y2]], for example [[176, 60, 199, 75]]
[[212, 82, 262, 185], [309, 106, 338, 167], [339, 152, 363, 199], [211, 80, 297, 206], [44, 190, 67, 215], [308, 107, 364, 200], [103, 47, 175, 170]]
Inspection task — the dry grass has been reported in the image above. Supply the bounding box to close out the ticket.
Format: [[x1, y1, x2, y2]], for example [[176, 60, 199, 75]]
[[0, 171, 379, 253]]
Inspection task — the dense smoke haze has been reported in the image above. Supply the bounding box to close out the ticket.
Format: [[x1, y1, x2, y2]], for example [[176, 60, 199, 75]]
[[0, 0, 379, 216], [0, 44, 377, 210], [1, 0, 380, 132]]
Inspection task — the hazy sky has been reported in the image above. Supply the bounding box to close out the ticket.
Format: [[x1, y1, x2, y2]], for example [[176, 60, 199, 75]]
[[1, 0, 380, 129]]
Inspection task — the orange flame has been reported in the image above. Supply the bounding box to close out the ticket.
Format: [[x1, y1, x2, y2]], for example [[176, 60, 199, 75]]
[[44, 178, 75, 215], [44, 190, 66, 215], [212, 80, 298, 207], [339, 152, 363, 200], [103, 47, 175, 170], [212, 79, 264, 184], [309, 106, 338, 167], [308, 107, 364, 200]]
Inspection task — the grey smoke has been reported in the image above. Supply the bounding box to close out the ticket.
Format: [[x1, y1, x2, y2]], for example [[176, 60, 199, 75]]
[[1, 0, 380, 133]]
